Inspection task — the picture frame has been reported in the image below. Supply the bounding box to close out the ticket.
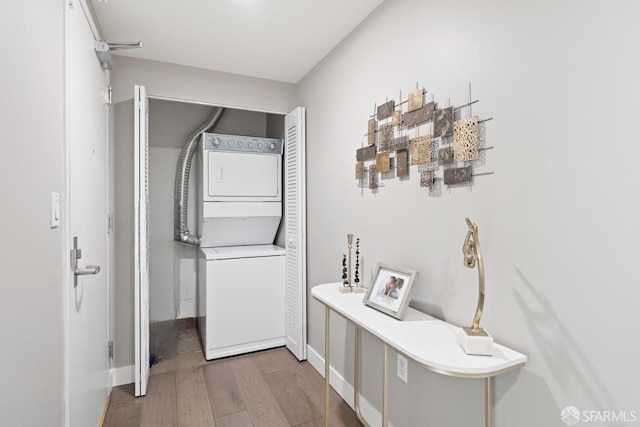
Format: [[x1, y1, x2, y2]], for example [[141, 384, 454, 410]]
[[363, 263, 419, 320]]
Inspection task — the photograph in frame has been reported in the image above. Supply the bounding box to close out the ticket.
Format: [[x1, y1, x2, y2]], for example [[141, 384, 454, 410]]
[[363, 263, 419, 320]]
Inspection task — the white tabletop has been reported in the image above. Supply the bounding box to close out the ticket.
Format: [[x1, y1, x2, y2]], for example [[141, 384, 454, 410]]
[[312, 283, 527, 378]]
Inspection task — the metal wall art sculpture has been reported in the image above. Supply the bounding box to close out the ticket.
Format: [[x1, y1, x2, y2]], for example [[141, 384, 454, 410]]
[[355, 83, 493, 196]]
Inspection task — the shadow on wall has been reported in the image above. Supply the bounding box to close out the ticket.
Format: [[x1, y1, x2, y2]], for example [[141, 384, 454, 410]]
[[513, 268, 616, 411], [408, 255, 458, 323], [494, 369, 559, 427], [409, 300, 445, 321]]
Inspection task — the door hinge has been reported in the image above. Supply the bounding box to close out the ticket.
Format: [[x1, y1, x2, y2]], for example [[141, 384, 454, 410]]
[[108, 341, 114, 359], [106, 213, 114, 234], [107, 85, 112, 105]]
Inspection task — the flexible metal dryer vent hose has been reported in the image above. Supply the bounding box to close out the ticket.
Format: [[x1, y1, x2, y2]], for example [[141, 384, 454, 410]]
[[173, 107, 225, 245]]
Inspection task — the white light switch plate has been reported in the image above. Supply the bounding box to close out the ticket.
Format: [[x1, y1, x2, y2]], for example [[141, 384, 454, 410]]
[[50, 192, 60, 228]]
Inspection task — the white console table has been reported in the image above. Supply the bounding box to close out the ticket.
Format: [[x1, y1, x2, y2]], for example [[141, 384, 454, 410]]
[[312, 283, 527, 427]]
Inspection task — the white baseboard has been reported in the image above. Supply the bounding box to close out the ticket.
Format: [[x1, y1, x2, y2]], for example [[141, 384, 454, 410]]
[[110, 365, 135, 388], [306, 344, 392, 427]]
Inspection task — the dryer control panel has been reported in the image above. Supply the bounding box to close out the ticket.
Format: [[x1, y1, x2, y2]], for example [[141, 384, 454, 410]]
[[203, 133, 283, 155]]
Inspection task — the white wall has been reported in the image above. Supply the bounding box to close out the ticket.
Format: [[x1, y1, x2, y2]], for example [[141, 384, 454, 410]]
[[111, 55, 297, 112], [0, 1, 65, 425], [111, 60, 295, 369], [298, 0, 640, 425]]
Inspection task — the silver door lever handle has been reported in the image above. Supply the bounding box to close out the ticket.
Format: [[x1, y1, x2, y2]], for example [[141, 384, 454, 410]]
[[75, 265, 101, 275], [71, 236, 101, 287]]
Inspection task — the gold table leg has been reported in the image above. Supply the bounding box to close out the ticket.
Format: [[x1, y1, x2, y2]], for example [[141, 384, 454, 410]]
[[382, 344, 389, 426], [325, 306, 330, 427], [354, 326, 369, 426], [485, 376, 493, 427]]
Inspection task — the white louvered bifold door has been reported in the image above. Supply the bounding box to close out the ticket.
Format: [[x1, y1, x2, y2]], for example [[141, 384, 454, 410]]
[[284, 107, 307, 361], [134, 85, 150, 396]]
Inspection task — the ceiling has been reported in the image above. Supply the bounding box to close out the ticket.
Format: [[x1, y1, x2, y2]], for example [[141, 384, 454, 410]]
[[91, 0, 384, 84]]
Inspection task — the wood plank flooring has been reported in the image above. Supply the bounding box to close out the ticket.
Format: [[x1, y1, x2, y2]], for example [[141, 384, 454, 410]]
[[104, 324, 361, 427]]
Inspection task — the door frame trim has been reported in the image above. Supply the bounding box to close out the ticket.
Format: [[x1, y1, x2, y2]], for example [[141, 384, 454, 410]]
[[63, 4, 71, 424], [147, 94, 291, 115], [131, 93, 300, 394]]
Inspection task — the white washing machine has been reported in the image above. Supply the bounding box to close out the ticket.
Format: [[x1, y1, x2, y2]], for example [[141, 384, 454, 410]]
[[198, 245, 285, 359], [197, 133, 286, 360]]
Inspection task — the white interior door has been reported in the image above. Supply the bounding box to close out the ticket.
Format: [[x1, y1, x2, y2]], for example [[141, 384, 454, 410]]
[[66, 1, 109, 425], [134, 85, 151, 396], [285, 107, 307, 361]]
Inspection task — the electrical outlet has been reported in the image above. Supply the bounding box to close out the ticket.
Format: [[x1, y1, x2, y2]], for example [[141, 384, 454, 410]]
[[397, 354, 408, 383]]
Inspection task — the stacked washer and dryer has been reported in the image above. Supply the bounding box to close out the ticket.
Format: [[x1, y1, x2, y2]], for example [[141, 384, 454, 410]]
[[197, 132, 286, 360]]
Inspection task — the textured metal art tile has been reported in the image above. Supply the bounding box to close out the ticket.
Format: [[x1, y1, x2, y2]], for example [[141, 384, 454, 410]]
[[473, 122, 487, 167], [404, 102, 435, 127], [420, 170, 435, 188], [443, 165, 473, 185], [377, 100, 395, 120], [439, 146, 454, 166], [417, 139, 440, 171], [434, 106, 454, 138], [376, 152, 390, 173], [367, 118, 376, 146], [429, 177, 442, 197], [392, 110, 403, 127], [408, 89, 423, 112], [378, 123, 393, 152], [410, 135, 431, 165], [453, 116, 479, 161], [368, 164, 378, 189], [392, 135, 409, 151], [356, 162, 365, 180], [381, 157, 395, 180], [396, 149, 408, 177], [356, 145, 376, 162]]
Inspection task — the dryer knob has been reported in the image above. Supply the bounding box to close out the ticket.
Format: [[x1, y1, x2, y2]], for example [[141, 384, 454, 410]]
[[212, 137, 221, 147], [268, 142, 276, 151]]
